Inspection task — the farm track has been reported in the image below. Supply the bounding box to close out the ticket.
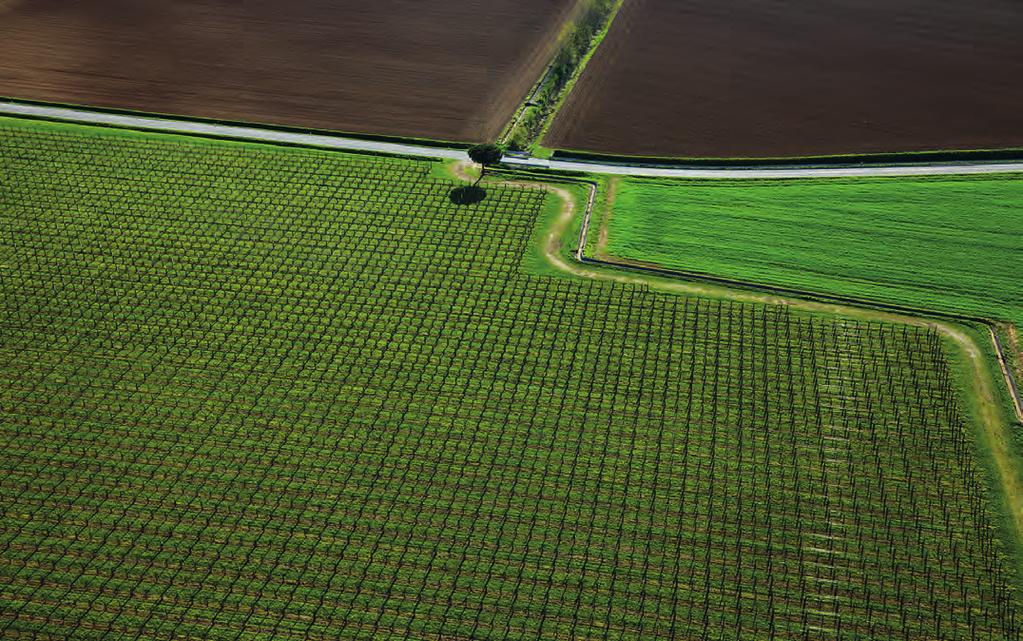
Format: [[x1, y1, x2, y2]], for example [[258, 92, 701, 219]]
[[458, 162, 1023, 429], [455, 163, 1023, 553], [572, 183, 1023, 427], [5, 101, 1023, 179], [504, 156, 1023, 179]]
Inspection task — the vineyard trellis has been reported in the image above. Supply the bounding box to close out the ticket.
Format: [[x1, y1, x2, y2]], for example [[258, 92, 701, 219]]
[[0, 120, 1020, 640]]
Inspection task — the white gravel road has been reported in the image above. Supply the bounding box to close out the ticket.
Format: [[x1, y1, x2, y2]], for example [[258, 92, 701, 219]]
[[4, 101, 1022, 179]]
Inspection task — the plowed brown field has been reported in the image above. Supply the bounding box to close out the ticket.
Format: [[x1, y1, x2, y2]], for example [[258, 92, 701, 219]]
[[0, 0, 576, 141], [546, 0, 1023, 158]]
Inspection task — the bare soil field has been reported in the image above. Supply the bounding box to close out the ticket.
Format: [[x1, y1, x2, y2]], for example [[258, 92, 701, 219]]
[[545, 0, 1023, 158], [0, 0, 576, 141]]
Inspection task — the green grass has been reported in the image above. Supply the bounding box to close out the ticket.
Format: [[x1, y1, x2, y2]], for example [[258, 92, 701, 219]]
[[949, 321, 1023, 580], [606, 175, 1023, 330], [1, 117, 1022, 640]]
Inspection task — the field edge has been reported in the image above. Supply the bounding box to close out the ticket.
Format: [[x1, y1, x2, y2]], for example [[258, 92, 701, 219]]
[[490, 165, 1023, 599]]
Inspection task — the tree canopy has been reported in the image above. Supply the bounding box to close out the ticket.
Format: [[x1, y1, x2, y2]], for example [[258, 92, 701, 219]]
[[468, 143, 504, 167], [467, 143, 504, 186]]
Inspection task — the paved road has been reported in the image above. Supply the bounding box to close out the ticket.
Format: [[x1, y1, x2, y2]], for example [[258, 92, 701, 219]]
[[3, 101, 1023, 178], [0, 102, 469, 161], [504, 156, 1023, 178]]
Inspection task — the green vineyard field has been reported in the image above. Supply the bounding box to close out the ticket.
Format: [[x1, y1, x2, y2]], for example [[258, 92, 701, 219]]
[[0, 118, 1020, 640]]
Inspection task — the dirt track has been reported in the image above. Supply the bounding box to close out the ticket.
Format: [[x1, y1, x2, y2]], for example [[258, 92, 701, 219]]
[[546, 0, 1023, 157], [0, 0, 575, 141], [510, 170, 1023, 545]]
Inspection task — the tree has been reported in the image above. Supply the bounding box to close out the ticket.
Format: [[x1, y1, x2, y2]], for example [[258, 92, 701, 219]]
[[467, 143, 504, 186]]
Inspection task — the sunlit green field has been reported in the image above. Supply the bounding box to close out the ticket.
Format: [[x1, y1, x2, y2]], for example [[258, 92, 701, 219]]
[[606, 175, 1023, 329]]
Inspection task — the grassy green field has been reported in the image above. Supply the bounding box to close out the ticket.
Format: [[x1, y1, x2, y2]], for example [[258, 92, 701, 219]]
[[1, 117, 1021, 640], [604, 176, 1023, 331]]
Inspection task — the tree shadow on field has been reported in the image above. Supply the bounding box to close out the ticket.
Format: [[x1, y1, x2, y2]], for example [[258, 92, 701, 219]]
[[449, 185, 487, 206]]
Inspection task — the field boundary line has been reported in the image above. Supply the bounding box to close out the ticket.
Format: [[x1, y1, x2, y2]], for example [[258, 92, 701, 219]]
[[503, 155, 1023, 178], [560, 175, 1023, 425], [547, 146, 1023, 168], [482, 169, 1023, 573], [5, 100, 1023, 179], [993, 329, 1023, 424], [0, 101, 469, 161], [497, 0, 589, 144]]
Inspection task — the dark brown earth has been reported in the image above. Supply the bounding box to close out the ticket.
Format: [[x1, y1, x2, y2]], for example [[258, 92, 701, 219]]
[[0, 0, 576, 142], [546, 0, 1023, 158]]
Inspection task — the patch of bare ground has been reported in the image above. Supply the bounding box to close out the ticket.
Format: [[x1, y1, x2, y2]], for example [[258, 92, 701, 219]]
[[0, 0, 576, 141], [546, 0, 1023, 157]]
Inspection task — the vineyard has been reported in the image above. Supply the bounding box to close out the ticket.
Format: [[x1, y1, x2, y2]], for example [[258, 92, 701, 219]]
[[1, 118, 1021, 640]]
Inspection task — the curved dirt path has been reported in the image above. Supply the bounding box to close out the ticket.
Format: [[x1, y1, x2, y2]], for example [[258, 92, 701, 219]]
[[457, 163, 1023, 552]]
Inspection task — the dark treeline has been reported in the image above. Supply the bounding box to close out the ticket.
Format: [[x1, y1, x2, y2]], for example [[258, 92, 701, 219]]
[[507, 0, 618, 150]]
